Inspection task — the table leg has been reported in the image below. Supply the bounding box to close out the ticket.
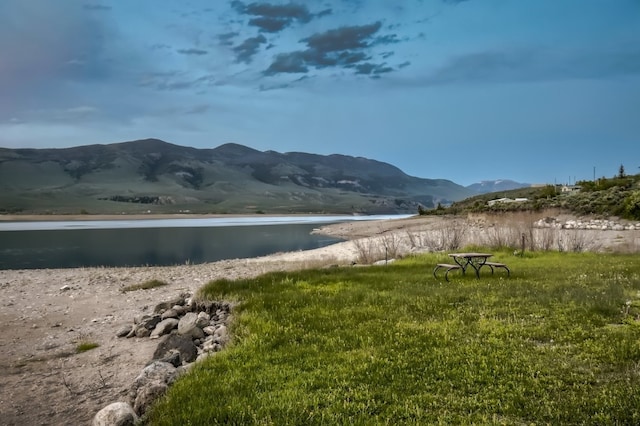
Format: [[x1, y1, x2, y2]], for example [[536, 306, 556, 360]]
[[452, 257, 470, 275], [470, 257, 489, 278]]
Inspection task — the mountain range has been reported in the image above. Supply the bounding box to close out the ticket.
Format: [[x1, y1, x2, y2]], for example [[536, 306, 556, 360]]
[[0, 139, 481, 215], [466, 180, 531, 195]]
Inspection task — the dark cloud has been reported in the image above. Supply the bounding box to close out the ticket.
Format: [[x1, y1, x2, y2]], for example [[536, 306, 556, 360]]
[[233, 1, 327, 32], [353, 62, 393, 75], [238, 2, 312, 21], [303, 22, 382, 52], [248, 17, 289, 33], [218, 32, 239, 47], [316, 9, 333, 18], [83, 4, 111, 11], [264, 22, 400, 77], [233, 35, 267, 63], [177, 48, 208, 55], [265, 52, 308, 75]]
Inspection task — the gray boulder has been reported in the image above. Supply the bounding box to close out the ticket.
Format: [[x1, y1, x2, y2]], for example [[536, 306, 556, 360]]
[[177, 312, 204, 339], [150, 318, 179, 339], [129, 361, 178, 416], [92, 402, 138, 426], [153, 334, 198, 364]]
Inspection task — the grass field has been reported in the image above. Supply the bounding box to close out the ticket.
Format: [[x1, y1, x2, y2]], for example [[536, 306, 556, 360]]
[[146, 250, 640, 425]]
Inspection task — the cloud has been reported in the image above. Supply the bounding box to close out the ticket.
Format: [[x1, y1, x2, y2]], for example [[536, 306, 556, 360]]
[[232, 1, 314, 32], [353, 62, 393, 75], [265, 52, 308, 75], [139, 73, 217, 92], [264, 21, 401, 77], [177, 48, 208, 56], [248, 17, 290, 33], [233, 35, 267, 63], [83, 3, 111, 11], [218, 32, 239, 47], [303, 22, 382, 52], [418, 47, 640, 86]]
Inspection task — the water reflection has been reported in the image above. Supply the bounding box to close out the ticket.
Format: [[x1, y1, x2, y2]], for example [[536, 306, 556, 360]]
[[0, 224, 344, 270]]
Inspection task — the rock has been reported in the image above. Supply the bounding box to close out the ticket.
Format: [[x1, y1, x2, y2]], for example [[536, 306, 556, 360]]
[[201, 339, 220, 353], [177, 312, 204, 339], [116, 325, 133, 338], [196, 311, 210, 328], [213, 325, 229, 345], [130, 361, 177, 416], [150, 318, 179, 339], [133, 383, 167, 417], [142, 315, 162, 330], [157, 351, 182, 367], [134, 324, 151, 338], [153, 334, 198, 364], [172, 305, 186, 316], [93, 402, 138, 426], [202, 325, 216, 335], [154, 294, 188, 314], [160, 308, 179, 320]]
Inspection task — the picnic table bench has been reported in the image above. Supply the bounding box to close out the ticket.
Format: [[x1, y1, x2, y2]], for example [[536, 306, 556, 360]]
[[433, 253, 510, 281]]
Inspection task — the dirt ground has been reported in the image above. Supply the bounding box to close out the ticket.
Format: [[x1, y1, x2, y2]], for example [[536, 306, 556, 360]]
[[0, 213, 638, 425]]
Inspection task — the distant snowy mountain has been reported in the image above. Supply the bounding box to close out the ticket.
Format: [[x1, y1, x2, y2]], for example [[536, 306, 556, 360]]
[[466, 179, 531, 194]]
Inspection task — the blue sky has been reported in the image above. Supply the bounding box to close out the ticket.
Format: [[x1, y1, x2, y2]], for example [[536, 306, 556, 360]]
[[1, 0, 638, 186]]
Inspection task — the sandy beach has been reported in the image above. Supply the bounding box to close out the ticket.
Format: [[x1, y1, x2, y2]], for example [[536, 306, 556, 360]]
[[1, 213, 638, 425]]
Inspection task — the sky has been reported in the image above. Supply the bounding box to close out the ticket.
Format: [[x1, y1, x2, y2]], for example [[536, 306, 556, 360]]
[[1, 0, 639, 186]]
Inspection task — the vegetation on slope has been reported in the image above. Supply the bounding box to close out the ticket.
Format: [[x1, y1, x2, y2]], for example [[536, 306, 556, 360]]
[[423, 171, 640, 220], [146, 251, 640, 425]]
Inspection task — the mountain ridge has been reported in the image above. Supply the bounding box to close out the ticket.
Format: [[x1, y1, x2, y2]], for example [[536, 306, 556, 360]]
[[0, 139, 474, 215]]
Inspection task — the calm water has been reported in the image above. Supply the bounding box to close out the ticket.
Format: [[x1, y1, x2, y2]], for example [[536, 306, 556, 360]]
[[0, 215, 410, 270]]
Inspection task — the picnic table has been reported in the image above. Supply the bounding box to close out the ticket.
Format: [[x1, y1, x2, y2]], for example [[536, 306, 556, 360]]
[[433, 253, 510, 281]]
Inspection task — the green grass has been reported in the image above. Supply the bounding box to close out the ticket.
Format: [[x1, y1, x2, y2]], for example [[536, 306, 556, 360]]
[[120, 279, 168, 293], [146, 250, 640, 425]]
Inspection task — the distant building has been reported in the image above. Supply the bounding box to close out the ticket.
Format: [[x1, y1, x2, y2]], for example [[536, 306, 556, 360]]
[[561, 185, 582, 193], [487, 197, 529, 206]]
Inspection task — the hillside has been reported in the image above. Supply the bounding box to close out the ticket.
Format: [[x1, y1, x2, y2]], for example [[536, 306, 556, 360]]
[[425, 174, 640, 220], [0, 139, 473, 215]]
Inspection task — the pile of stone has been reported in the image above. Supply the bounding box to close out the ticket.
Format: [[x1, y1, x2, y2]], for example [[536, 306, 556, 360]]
[[93, 293, 234, 425], [534, 217, 640, 231]]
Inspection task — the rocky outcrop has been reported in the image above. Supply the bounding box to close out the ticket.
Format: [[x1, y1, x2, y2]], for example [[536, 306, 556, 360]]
[[93, 293, 234, 423]]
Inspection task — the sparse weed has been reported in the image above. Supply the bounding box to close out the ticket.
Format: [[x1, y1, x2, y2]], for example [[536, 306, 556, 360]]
[[75, 341, 99, 353], [120, 279, 168, 293]]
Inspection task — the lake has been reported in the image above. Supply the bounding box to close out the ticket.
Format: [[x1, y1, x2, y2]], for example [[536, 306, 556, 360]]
[[0, 215, 409, 270]]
